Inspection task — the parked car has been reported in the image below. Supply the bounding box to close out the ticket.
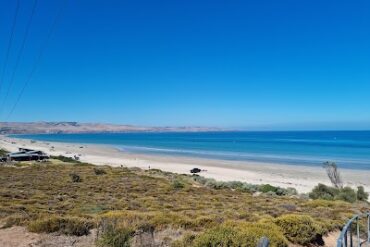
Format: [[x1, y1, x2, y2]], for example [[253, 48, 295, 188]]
[[6, 148, 49, 161], [190, 168, 201, 174]]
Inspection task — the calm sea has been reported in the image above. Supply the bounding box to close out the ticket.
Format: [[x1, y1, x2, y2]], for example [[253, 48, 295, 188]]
[[12, 131, 370, 170]]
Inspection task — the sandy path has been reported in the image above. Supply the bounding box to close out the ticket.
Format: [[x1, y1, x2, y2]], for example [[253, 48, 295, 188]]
[[0, 226, 96, 247]]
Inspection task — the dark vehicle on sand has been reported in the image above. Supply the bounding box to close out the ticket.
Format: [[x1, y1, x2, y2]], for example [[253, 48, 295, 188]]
[[190, 168, 201, 174]]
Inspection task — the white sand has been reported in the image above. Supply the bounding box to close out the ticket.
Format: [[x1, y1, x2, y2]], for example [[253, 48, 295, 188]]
[[1, 135, 370, 193]]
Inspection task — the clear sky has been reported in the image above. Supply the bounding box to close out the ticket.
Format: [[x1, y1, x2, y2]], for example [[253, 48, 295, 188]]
[[0, 0, 369, 130]]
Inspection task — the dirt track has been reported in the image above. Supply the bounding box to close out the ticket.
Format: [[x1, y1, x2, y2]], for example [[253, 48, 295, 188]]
[[0, 226, 96, 247]]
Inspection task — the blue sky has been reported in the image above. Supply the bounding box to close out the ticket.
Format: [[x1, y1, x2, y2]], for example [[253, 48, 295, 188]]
[[0, 0, 369, 129]]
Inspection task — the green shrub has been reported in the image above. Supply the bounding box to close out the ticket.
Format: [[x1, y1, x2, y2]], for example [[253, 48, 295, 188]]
[[193, 215, 220, 228], [191, 176, 296, 196], [309, 184, 361, 203], [227, 181, 245, 190], [258, 184, 297, 196], [192, 224, 236, 246], [191, 175, 208, 185], [305, 199, 349, 209], [0, 148, 8, 156], [70, 173, 82, 183], [335, 187, 357, 203], [98, 226, 134, 247], [240, 183, 259, 192], [259, 184, 279, 194], [97, 211, 142, 247], [192, 222, 288, 247], [204, 179, 228, 190], [94, 167, 107, 175], [285, 187, 298, 196], [357, 186, 369, 201], [51, 155, 80, 163], [309, 183, 339, 200], [273, 214, 323, 245], [28, 216, 93, 236], [205, 180, 257, 192], [171, 179, 185, 189], [171, 233, 196, 247]]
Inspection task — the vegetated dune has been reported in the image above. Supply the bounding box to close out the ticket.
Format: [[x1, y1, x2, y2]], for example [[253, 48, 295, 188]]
[[0, 121, 223, 134], [0, 158, 369, 247]]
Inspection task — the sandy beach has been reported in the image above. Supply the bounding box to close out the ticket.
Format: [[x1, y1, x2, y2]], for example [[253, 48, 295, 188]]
[[1, 135, 370, 194]]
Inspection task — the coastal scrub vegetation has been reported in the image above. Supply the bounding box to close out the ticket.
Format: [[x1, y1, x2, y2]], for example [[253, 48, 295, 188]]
[[310, 161, 369, 203], [0, 158, 368, 246], [191, 175, 298, 196], [28, 216, 93, 236], [0, 148, 8, 156], [272, 214, 324, 245], [187, 221, 289, 247], [50, 155, 80, 163], [309, 183, 368, 203]]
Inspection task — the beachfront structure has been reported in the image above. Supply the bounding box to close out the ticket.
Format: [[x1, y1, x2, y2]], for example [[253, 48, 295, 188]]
[[6, 148, 49, 161]]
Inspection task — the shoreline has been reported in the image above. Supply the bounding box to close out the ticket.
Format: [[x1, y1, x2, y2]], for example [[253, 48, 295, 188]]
[[1, 135, 370, 193]]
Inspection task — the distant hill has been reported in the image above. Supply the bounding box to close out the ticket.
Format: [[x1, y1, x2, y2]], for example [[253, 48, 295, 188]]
[[0, 122, 223, 134]]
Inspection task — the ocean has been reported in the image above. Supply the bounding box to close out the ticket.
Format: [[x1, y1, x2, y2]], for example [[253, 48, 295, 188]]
[[12, 131, 370, 170]]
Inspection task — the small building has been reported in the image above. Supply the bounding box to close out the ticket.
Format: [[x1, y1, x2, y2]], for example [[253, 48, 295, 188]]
[[6, 148, 49, 161]]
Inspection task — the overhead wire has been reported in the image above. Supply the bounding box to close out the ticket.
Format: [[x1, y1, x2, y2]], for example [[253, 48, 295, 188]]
[[0, 0, 38, 117], [0, 0, 20, 95], [7, 0, 68, 120]]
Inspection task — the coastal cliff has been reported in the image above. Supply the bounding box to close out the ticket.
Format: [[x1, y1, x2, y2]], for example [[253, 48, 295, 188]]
[[0, 122, 222, 134]]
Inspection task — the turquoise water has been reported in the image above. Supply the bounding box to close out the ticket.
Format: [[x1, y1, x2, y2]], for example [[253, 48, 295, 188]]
[[12, 131, 370, 170]]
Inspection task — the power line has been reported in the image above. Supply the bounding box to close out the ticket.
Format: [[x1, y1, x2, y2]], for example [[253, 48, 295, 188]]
[[0, 0, 20, 95], [7, 0, 68, 120], [0, 0, 38, 116]]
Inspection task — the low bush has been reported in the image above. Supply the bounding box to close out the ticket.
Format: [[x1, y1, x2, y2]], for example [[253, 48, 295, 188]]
[[259, 184, 279, 194], [336, 187, 357, 203], [258, 184, 297, 196], [70, 173, 82, 183], [225, 181, 245, 190], [191, 176, 297, 196], [191, 175, 208, 185], [97, 211, 155, 247], [192, 224, 236, 246], [191, 222, 288, 247], [99, 211, 153, 233], [357, 186, 369, 201], [28, 216, 93, 236], [150, 212, 193, 229], [305, 199, 349, 209], [171, 233, 196, 247], [193, 215, 220, 228], [98, 210, 195, 234], [171, 179, 185, 189], [273, 214, 323, 245], [0, 148, 8, 156], [309, 184, 363, 203], [285, 187, 298, 196], [98, 226, 134, 247], [204, 179, 228, 190], [94, 167, 107, 175], [309, 183, 339, 200], [51, 155, 80, 163]]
